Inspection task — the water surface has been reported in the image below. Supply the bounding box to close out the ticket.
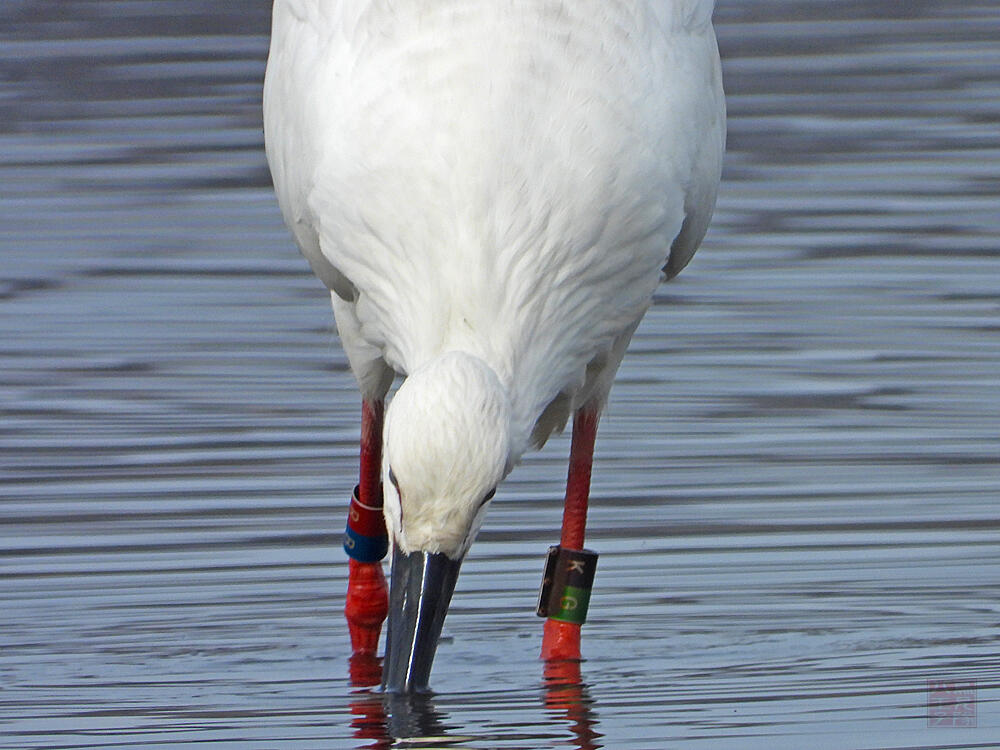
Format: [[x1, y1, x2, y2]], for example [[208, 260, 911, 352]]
[[1, 1, 999, 747]]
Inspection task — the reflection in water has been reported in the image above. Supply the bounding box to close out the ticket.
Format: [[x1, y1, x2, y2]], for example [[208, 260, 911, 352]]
[[350, 689, 392, 750], [347, 654, 601, 749], [350, 653, 384, 690], [544, 661, 603, 750], [348, 654, 391, 749], [348, 654, 456, 749], [382, 694, 456, 746]]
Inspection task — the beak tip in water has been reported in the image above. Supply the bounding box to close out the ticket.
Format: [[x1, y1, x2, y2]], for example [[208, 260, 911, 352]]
[[381, 547, 463, 693]]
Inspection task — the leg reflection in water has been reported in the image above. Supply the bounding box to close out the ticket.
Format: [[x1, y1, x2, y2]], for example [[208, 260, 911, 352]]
[[349, 653, 391, 749], [544, 660, 603, 750], [348, 646, 600, 748]]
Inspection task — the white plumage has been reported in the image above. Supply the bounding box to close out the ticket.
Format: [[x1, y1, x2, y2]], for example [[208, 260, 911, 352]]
[[264, 0, 724, 558]]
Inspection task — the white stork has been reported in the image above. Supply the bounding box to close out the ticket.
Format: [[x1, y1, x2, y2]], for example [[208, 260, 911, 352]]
[[263, 0, 725, 692]]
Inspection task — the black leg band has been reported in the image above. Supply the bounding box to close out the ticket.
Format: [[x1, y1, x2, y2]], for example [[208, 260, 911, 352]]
[[536, 545, 599, 625]]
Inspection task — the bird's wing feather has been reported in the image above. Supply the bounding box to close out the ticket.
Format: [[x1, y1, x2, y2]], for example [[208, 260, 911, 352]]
[[664, 24, 725, 279], [264, 0, 725, 448]]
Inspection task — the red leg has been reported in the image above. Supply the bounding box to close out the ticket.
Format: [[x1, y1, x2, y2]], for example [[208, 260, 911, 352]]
[[345, 399, 389, 656], [541, 407, 599, 661]]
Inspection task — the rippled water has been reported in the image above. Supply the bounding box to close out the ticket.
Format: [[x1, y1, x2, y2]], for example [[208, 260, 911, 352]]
[[2, 1, 999, 748]]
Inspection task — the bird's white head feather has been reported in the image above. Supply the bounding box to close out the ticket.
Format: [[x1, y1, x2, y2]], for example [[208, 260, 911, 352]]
[[382, 351, 512, 559]]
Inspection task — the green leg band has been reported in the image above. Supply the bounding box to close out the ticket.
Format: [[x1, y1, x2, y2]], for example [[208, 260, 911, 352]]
[[536, 545, 599, 625]]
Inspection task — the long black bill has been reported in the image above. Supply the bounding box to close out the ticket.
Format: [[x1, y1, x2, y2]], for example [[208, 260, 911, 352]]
[[382, 546, 463, 693]]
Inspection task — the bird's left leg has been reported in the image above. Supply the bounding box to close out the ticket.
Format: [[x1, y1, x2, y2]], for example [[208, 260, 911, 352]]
[[538, 317, 641, 661], [539, 406, 600, 661]]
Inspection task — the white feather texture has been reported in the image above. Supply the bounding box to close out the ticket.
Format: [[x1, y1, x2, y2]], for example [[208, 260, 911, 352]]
[[264, 0, 724, 554], [381, 352, 510, 556]]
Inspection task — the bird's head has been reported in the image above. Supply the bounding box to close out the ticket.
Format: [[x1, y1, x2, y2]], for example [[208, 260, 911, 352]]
[[380, 351, 512, 692]]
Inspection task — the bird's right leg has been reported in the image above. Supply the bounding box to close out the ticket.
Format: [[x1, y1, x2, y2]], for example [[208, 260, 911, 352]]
[[344, 398, 389, 656], [331, 292, 393, 660]]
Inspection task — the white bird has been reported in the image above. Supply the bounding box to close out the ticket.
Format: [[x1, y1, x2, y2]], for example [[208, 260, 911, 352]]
[[263, 0, 725, 692]]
